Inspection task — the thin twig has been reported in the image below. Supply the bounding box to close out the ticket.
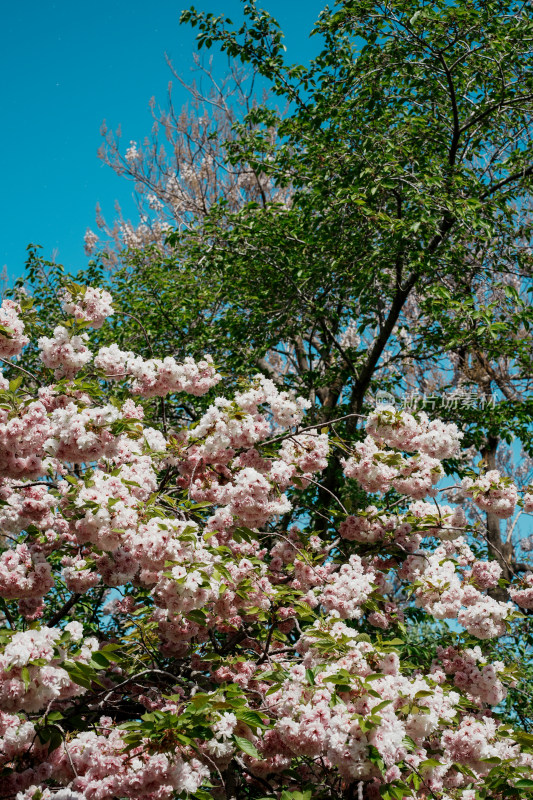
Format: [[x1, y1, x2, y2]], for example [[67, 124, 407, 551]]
[[98, 668, 178, 706], [0, 357, 42, 386], [260, 412, 366, 448], [114, 311, 154, 356], [256, 618, 276, 665], [304, 476, 349, 515]]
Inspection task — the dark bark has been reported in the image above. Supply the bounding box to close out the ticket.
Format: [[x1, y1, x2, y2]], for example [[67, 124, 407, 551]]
[[224, 761, 238, 800], [481, 436, 514, 600]]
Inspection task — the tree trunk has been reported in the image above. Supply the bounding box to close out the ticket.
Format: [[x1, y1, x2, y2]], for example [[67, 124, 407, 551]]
[[223, 761, 238, 800], [480, 435, 514, 600]]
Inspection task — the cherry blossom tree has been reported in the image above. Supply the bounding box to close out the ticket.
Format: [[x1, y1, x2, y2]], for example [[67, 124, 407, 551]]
[[5, 2, 533, 794], [0, 282, 533, 800]]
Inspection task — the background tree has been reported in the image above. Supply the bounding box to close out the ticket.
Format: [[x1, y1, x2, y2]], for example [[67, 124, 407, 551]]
[[88, 58, 288, 262], [78, 0, 533, 569]]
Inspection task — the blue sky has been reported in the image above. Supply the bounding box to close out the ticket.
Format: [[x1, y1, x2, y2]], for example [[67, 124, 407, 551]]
[[1, 0, 326, 284]]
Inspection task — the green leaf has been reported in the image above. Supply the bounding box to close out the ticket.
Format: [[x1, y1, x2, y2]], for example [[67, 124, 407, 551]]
[[236, 710, 267, 729], [371, 699, 392, 713], [233, 735, 260, 758], [21, 666, 30, 690], [90, 651, 112, 668], [419, 758, 441, 769]]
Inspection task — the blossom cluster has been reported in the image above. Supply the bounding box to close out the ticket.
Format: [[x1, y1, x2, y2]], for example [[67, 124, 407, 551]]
[[461, 470, 518, 519], [94, 345, 221, 396], [0, 299, 29, 358], [0, 625, 97, 714]]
